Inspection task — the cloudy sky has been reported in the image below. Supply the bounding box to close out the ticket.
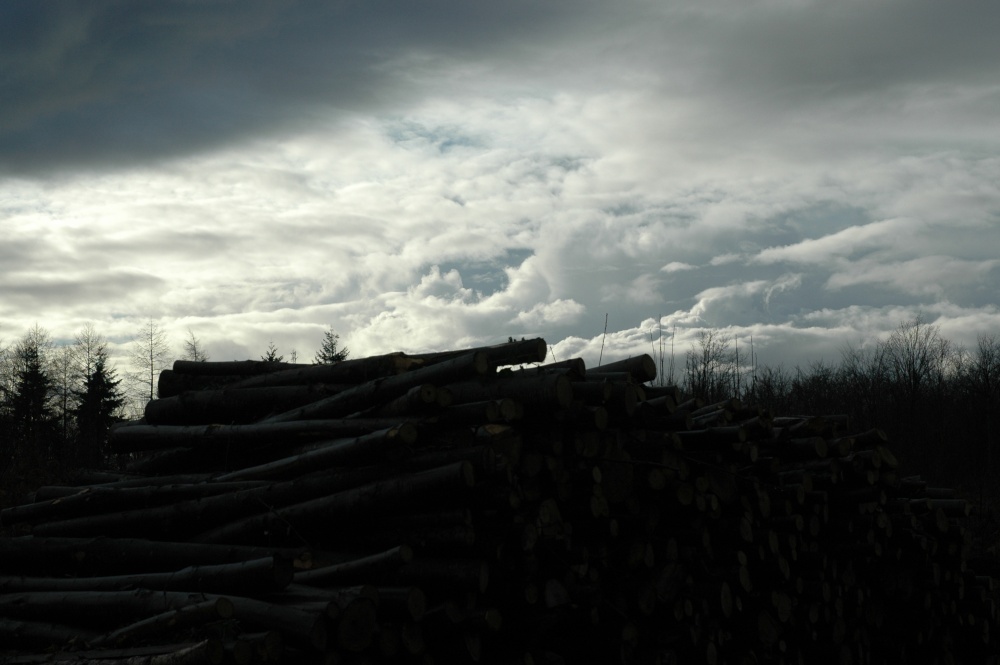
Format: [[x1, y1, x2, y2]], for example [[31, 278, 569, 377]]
[[2, 0, 999, 379]]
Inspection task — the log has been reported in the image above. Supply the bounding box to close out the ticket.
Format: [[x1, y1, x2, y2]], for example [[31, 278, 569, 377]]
[[30, 465, 393, 539], [2, 481, 270, 526], [194, 461, 476, 545], [408, 338, 547, 368], [144, 385, 351, 426], [109, 419, 408, 453], [212, 424, 417, 481], [261, 351, 489, 423], [0, 537, 312, 576], [444, 373, 573, 412], [591, 355, 657, 383], [221, 352, 416, 390], [0, 589, 231, 627], [0, 640, 225, 665], [295, 546, 414, 587], [225, 597, 327, 651], [0, 556, 292, 595], [89, 599, 234, 648], [0, 616, 99, 650]]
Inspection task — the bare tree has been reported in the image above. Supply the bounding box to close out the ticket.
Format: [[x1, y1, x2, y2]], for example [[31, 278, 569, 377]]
[[182, 328, 210, 363], [838, 339, 889, 430], [50, 344, 76, 446], [684, 330, 736, 401], [74, 322, 107, 379], [129, 318, 172, 407], [882, 315, 951, 409]]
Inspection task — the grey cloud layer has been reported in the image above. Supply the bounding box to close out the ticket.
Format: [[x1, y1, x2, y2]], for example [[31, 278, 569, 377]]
[[2, 0, 999, 373], [0, 0, 608, 174]]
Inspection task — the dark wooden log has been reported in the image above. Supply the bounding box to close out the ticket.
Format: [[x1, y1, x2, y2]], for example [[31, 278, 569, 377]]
[[109, 419, 407, 453], [195, 461, 475, 545], [0, 537, 312, 576], [444, 373, 573, 412], [213, 424, 417, 481], [89, 599, 234, 648], [0, 589, 232, 628], [591, 354, 657, 383], [432, 399, 517, 425], [2, 481, 270, 526], [0, 640, 224, 664], [157, 369, 244, 397], [375, 586, 428, 621], [0, 616, 99, 650], [31, 474, 220, 499], [0, 556, 292, 595], [510, 358, 587, 380], [262, 351, 489, 423], [30, 465, 392, 540], [225, 597, 327, 651], [144, 385, 350, 426], [358, 384, 440, 418], [391, 559, 491, 594], [407, 337, 547, 368], [295, 546, 414, 587], [221, 352, 416, 390], [172, 360, 312, 377]]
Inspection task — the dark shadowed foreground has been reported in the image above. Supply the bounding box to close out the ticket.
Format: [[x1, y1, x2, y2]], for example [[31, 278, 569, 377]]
[[1, 338, 997, 664]]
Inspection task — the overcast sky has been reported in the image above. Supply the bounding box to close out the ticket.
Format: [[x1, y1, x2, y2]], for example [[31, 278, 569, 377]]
[[2, 0, 999, 378]]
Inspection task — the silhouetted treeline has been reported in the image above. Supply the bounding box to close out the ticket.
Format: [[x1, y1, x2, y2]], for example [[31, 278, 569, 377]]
[[668, 317, 1000, 495], [0, 322, 349, 507]]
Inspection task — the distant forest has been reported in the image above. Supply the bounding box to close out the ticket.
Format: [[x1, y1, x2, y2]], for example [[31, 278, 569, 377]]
[[668, 317, 999, 483], [0, 321, 347, 505], [1, 315, 998, 515]]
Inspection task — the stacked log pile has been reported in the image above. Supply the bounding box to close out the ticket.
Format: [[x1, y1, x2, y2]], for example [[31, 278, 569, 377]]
[[1, 338, 998, 664]]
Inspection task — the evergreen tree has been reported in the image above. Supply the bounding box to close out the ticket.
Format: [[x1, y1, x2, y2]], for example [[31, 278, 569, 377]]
[[74, 350, 125, 467], [9, 338, 56, 458], [314, 327, 349, 364], [262, 342, 284, 363]]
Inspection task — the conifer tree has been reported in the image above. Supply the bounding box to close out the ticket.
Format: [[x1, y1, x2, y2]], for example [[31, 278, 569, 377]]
[[74, 350, 125, 466], [314, 327, 349, 364], [261, 341, 284, 363], [9, 336, 56, 458]]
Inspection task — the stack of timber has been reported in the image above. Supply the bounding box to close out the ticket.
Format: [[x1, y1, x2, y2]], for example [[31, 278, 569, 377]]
[[1, 337, 998, 664]]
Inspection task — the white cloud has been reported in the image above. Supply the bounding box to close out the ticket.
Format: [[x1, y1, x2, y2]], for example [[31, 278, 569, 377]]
[[826, 256, 1000, 296], [2, 1, 1000, 384], [661, 261, 697, 273]]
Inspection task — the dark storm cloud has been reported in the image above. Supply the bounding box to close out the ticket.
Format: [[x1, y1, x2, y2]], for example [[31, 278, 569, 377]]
[[0, 0, 603, 175], [655, 1, 1000, 107]]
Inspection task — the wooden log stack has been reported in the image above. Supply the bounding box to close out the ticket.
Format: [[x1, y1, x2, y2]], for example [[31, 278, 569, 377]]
[[1, 338, 998, 664]]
